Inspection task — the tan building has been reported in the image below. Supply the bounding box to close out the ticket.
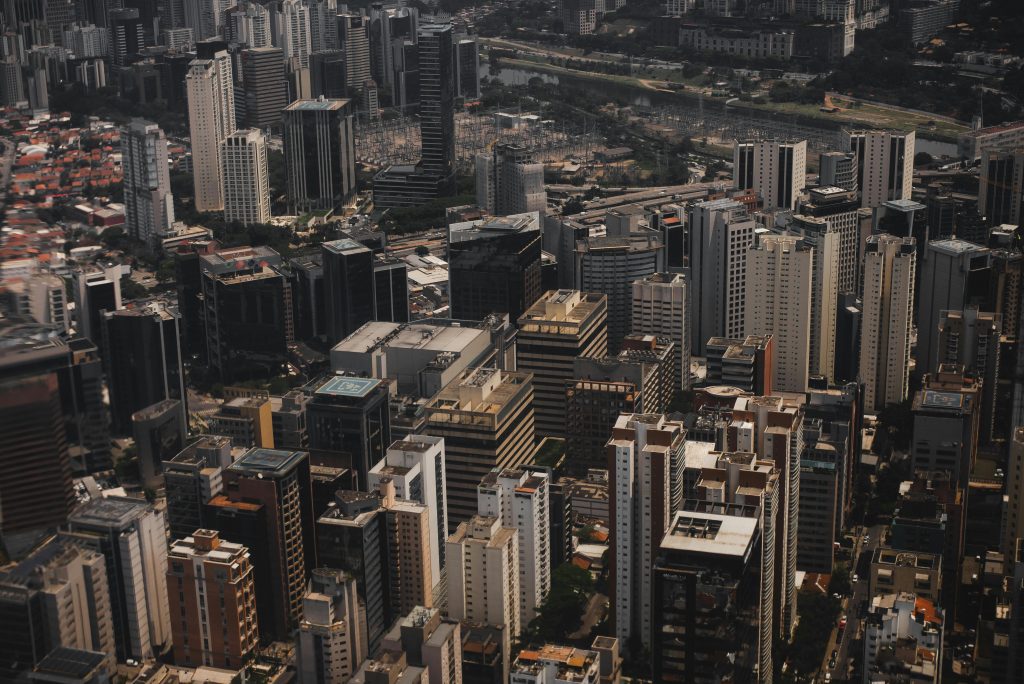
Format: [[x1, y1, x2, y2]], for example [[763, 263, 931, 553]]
[[379, 482, 435, 617], [516, 290, 608, 437], [381, 606, 463, 684], [425, 368, 535, 530], [166, 530, 259, 670], [208, 395, 274, 448], [631, 272, 691, 391], [1004, 427, 1024, 559], [296, 568, 367, 684], [869, 547, 942, 603]]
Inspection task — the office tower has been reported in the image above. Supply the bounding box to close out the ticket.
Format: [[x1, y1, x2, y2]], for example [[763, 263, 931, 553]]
[[368, 436, 449, 585], [688, 199, 756, 356], [573, 334, 676, 415], [744, 234, 813, 392], [425, 368, 535, 530], [280, 0, 310, 68], [6, 272, 69, 332], [516, 290, 608, 437], [173, 239, 217, 361], [448, 212, 543, 324], [798, 186, 860, 292], [200, 246, 293, 382], [704, 334, 774, 393], [186, 51, 235, 212], [167, 530, 259, 669], [788, 219, 841, 380], [911, 367, 981, 492], [0, 362, 74, 550], [121, 119, 175, 245], [937, 309, 1001, 444], [818, 150, 858, 191], [224, 1, 271, 48], [374, 256, 410, 325], [164, 435, 231, 541], [132, 399, 186, 488], [240, 46, 287, 131], [72, 264, 121, 344], [863, 594, 944, 683], [221, 128, 270, 226], [917, 239, 991, 378], [607, 414, 673, 656], [205, 448, 314, 642], [181, 0, 229, 41], [209, 394, 275, 448], [979, 148, 1024, 226], [306, 374, 391, 482], [575, 212, 665, 354], [454, 35, 480, 100], [338, 13, 371, 96], [477, 469, 551, 625], [860, 234, 917, 413], [283, 98, 356, 213], [64, 497, 171, 661], [322, 238, 374, 344], [316, 491, 389, 654], [566, 379, 640, 473], [62, 338, 111, 473], [1006, 429, 1024, 559], [0, 537, 115, 680], [631, 272, 691, 391], [296, 569, 368, 684], [373, 21, 456, 207], [109, 7, 143, 67], [101, 300, 185, 436], [652, 510, 766, 682], [846, 129, 915, 208], [309, 49, 346, 99], [447, 516, 521, 645], [65, 24, 109, 57], [475, 144, 546, 216], [733, 139, 808, 210], [380, 606, 462, 684]]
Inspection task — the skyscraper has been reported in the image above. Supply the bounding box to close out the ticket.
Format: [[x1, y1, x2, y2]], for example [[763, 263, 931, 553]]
[[786, 219, 840, 381], [186, 50, 235, 212], [305, 374, 391, 483], [380, 606, 463, 684], [688, 199, 756, 356], [221, 128, 270, 226], [745, 234, 813, 392], [296, 568, 368, 684], [283, 98, 356, 213], [979, 147, 1024, 227], [733, 139, 808, 210], [516, 290, 608, 437], [121, 119, 175, 245], [109, 7, 144, 67], [846, 129, 915, 209], [797, 186, 861, 296], [937, 308, 1001, 444], [338, 13, 372, 100], [164, 435, 232, 542], [322, 238, 374, 344], [240, 46, 288, 131], [860, 234, 917, 412], [631, 272, 691, 391], [475, 143, 546, 216], [280, 0, 311, 68], [167, 530, 259, 669], [446, 515, 521, 643], [818, 150, 858, 192]]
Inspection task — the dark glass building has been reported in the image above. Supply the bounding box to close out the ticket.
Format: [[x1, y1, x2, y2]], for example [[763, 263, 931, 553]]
[[283, 98, 356, 213], [305, 374, 391, 485]]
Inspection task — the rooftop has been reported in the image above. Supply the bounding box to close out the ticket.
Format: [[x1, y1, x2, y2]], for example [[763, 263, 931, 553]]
[[322, 238, 369, 255], [228, 447, 307, 476], [661, 510, 758, 557], [285, 97, 351, 111], [33, 647, 107, 678], [313, 374, 382, 399], [69, 496, 151, 528]]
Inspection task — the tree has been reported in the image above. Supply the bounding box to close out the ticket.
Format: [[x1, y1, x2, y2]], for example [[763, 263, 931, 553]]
[[528, 563, 594, 641], [829, 565, 852, 596], [562, 198, 585, 215], [415, 245, 430, 256]]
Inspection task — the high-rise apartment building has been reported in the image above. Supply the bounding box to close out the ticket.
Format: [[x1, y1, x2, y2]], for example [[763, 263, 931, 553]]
[[745, 234, 813, 392], [704, 334, 774, 395], [859, 234, 917, 413], [916, 239, 990, 379], [911, 367, 981, 492], [477, 468, 551, 625], [846, 129, 915, 208], [979, 147, 1024, 227], [280, 0, 311, 68], [167, 530, 259, 669], [631, 272, 691, 391], [283, 98, 357, 213], [121, 119, 175, 245], [510, 643, 602, 683], [448, 212, 543, 324], [937, 309, 1001, 444], [425, 368, 535, 530], [818, 150, 858, 191], [378, 485, 435, 617], [1005, 428, 1024, 560], [296, 568, 368, 684], [788, 218, 840, 381], [221, 128, 270, 225], [862, 593, 944, 684], [186, 51, 235, 212], [733, 139, 808, 210], [380, 605, 463, 684], [240, 46, 288, 131], [163, 435, 232, 541], [338, 13, 372, 99], [224, 1, 271, 48], [516, 290, 608, 437], [796, 185, 860, 293], [475, 143, 546, 216], [64, 497, 171, 661], [688, 199, 756, 355]]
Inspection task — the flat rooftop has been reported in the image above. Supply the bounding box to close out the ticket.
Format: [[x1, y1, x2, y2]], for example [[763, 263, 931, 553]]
[[661, 510, 758, 557], [228, 447, 307, 475], [332, 319, 487, 356], [285, 97, 351, 111], [313, 375, 382, 398], [322, 238, 368, 255]]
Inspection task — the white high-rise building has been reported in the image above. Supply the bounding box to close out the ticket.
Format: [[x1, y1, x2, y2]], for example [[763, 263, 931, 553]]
[[186, 51, 235, 213], [745, 234, 813, 392], [221, 128, 270, 226], [687, 199, 756, 356], [475, 143, 546, 216], [860, 234, 917, 413], [281, 0, 312, 69], [225, 1, 272, 48], [121, 119, 175, 245], [665, 0, 697, 16], [477, 468, 550, 625], [183, 0, 232, 41], [632, 272, 691, 390], [64, 24, 109, 58], [296, 568, 368, 684], [789, 217, 841, 381], [846, 129, 915, 209], [733, 139, 808, 210], [368, 435, 449, 586]]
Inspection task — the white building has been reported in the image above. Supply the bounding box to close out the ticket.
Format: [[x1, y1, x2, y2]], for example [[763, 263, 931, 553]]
[[745, 234, 813, 392], [221, 128, 270, 226], [186, 51, 235, 213], [182, 0, 232, 41], [510, 643, 601, 683], [296, 569, 368, 684], [665, 0, 696, 16], [862, 593, 943, 684], [477, 469, 551, 625], [859, 234, 917, 413], [733, 139, 807, 210], [475, 143, 546, 216], [281, 0, 312, 69], [687, 199, 756, 356], [122, 119, 175, 245], [846, 129, 915, 209], [789, 217, 840, 381], [63, 24, 108, 58], [226, 1, 272, 48], [632, 272, 691, 391]]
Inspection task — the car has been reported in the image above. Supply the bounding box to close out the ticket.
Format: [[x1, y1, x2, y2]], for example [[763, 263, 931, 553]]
[[862, 535, 870, 544], [824, 673, 832, 682], [829, 656, 838, 669], [852, 573, 859, 583], [838, 616, 848, 631]]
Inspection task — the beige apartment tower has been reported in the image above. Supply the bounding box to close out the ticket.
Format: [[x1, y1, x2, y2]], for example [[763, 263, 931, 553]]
[[846, 130, 915, 209], [186, 51, 235, 212], [221, 128, 270, 226], [632, 272, 691, 391]]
